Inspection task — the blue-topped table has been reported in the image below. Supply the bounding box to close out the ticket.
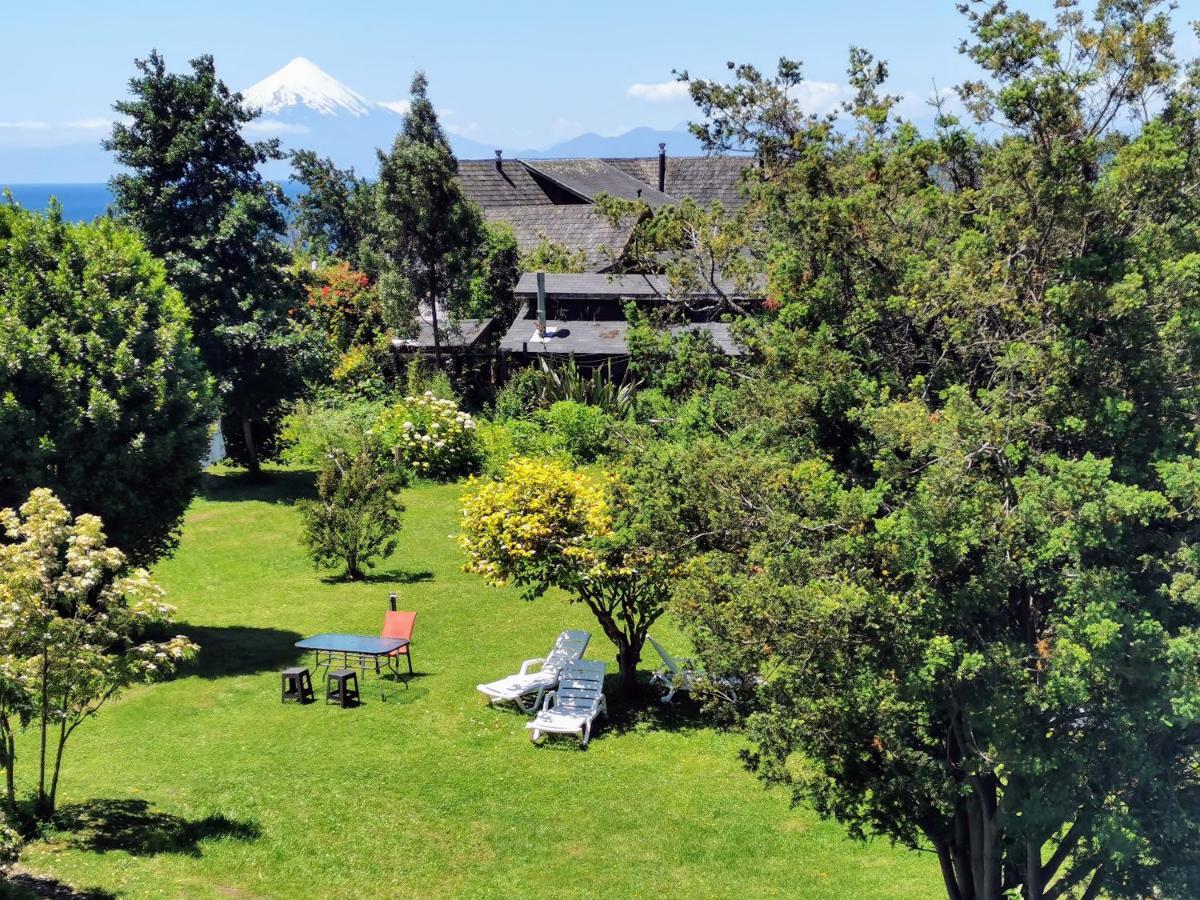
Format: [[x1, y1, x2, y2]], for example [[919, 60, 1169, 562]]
[[295, 633, 410, 699]]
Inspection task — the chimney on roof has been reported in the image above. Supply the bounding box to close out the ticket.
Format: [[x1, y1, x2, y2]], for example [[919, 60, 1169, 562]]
[[536, 271, 547, 337], [494, 149, 503, 170], [657, 142, 666, 193]]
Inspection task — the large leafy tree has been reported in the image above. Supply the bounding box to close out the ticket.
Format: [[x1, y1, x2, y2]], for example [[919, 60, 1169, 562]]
[[643, 3, 1200, 899], [0, 200, 213, 563], [106, 51, 319, 474], [375, 71, 484, 364]]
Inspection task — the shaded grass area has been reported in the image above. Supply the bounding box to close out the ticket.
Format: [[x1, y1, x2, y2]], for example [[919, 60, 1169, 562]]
[[10, 466, 939, 898]]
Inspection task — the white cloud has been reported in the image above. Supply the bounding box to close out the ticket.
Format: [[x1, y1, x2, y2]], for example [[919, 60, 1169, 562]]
[[628, 80, 689, 103], [377, 99, 410, 115], [64, 117, 113, 131], [0, 120, 51, 130], [0, 117, 124, 148], [551, 116, 585, 138], [787, 80, 856, 116], [242, 118, 311, 135]]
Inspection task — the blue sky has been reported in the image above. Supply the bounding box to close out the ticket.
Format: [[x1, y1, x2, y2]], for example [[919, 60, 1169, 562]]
[[2, 0, 1197, 151]]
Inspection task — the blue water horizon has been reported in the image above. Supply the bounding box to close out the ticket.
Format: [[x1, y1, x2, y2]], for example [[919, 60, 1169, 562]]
[[3, 182, 306, 222], [3, 183, 117, 221]]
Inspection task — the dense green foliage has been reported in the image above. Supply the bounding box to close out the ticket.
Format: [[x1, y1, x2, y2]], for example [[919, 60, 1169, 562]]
[[521, 235, 590, 273], [622, 4, 1200, 899], [299, 448, 407, 580], [0, 202, 213, 563], [467, 221, 522, 325], [535, 401, 613, 463], [288, 150, 375, 268], [106, 51, 320, 473]]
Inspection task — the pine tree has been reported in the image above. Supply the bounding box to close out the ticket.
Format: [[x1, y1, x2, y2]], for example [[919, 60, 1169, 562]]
[[374, 71, 484, 365]]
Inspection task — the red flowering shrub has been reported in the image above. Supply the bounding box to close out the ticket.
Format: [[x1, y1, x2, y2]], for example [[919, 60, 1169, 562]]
[[306, 261, 384, 353]]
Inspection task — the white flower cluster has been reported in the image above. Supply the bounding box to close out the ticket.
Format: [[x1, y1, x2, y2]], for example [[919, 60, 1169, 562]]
[[389, 392, 479, 479]]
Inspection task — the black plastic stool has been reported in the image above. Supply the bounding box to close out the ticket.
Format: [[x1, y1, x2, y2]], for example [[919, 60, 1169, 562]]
[[327, 668, 360, 708], [281, 667, 315, 704]]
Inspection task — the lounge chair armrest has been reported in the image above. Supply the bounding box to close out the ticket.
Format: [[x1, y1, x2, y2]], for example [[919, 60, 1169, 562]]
[[518, 657, 545, 675], [540, 690, 556, 711]]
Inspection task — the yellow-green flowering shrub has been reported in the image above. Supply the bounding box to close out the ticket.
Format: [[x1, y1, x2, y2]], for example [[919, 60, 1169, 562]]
[[377, 392, 481, 480], [458, 456, 674, 693]]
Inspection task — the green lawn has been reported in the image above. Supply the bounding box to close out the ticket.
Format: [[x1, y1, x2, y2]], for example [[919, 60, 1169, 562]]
[[12, 468, 939, 898]]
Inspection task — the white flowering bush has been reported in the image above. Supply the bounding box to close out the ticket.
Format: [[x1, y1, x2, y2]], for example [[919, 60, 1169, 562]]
[[0, 813, 19, 872], [377, 392, 482, 481]]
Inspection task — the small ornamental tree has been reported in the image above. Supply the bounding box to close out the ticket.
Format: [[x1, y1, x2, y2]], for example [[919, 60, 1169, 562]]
[[459, 457, 674, 693], [0, 488, 197, 818], [299, 447, 407, 581]]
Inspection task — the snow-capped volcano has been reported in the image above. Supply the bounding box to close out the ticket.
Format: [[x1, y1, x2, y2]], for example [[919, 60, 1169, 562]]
[[242, 57, 375, 118]]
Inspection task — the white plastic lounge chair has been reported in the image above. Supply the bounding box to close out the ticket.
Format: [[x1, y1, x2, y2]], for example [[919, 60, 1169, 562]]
[[476, 630, 591, 713], [526, 660, 607, 746], [648, 635, 758, 703], [648, 635, 701, 703]]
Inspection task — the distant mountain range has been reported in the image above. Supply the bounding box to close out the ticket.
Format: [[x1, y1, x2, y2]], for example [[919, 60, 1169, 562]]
[[2, 57, 703, 183]]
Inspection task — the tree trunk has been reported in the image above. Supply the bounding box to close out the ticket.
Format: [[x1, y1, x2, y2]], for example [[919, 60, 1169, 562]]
[[36, 647, 50, 818], [429, 286, 442, 366], [936, 841, 965, 900], [242, 416, 261, 477], [46, 717, 69, 819], [0, 716, 14, 810], [615, 636, 644, 695], [1026, 837, 1044, 900]]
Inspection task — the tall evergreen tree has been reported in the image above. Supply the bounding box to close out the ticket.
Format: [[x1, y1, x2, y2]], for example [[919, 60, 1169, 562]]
[[105, 51, 318, 474], [374, 71, 484, 364]]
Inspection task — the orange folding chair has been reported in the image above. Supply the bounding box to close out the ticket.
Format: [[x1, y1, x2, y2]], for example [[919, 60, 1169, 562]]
[[381, 610, 416, 680]]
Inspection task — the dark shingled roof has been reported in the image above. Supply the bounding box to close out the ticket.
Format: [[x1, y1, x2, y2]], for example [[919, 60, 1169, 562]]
[[602, 156, 752, 209], [499, 318, 743, 356], [457, 159, 555, 207], [457, 155, 751, 271], [521, 159, 676, 207], [480, 205, 637, 271], [390, 317, 495, 350], [513, 271, 759, 300]]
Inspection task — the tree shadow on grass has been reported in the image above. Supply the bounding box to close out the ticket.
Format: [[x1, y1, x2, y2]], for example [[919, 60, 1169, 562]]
[[176, 624, 305, 679], [319, 568, 434, 586], [4, 871, 116, 899], [198, 468, 316, 506], [595, 677, 713, 739], [51, 799, 259, 858]]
